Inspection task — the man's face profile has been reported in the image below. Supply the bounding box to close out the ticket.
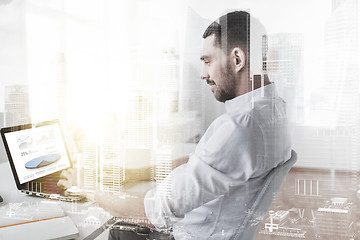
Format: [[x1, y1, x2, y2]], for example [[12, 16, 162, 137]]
[[200, 34, 238, 103]]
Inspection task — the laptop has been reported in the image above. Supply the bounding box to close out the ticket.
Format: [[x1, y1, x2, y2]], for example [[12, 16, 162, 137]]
[[1, 120, 82, 202]]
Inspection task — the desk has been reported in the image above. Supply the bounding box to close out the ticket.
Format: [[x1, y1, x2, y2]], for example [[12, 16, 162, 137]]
[[0, 162, 154, 240]]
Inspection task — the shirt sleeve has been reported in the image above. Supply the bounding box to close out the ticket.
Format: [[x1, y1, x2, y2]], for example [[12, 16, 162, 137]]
[[144, 114, 263, 229]]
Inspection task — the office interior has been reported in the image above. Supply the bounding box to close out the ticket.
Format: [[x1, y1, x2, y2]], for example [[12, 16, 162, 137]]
[[0, 0, 360, 239]]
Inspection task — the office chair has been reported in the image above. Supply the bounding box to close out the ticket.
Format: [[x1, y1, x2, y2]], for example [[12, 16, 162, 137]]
[[232, 150, 297, 240]]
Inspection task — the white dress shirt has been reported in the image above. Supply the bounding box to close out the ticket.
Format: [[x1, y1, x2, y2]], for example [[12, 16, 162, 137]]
[[144, 83, 291, 239]]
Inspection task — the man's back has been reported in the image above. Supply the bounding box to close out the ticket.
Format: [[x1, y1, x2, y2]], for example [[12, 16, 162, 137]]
[[145, 83, 291, 239]]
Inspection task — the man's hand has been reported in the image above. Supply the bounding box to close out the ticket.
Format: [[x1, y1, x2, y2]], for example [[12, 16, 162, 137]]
[[57, 168, 76, 190], [57, 168, 95, 201]]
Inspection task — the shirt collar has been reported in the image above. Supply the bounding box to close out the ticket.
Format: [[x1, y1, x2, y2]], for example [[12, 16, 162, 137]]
[[224, 83, 277, 113]]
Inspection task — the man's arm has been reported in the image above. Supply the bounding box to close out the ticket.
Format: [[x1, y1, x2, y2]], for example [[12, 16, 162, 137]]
[[124, 156, 190, 182], [58, 156, 190, 189], [95, 156, 189, 228], [57, 156, 190, 227], [144, 121, 262, 228], [94, 191, 155, 228]]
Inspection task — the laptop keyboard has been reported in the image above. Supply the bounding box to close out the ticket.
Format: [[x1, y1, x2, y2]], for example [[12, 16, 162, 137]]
[[23, 172, 85, 202]]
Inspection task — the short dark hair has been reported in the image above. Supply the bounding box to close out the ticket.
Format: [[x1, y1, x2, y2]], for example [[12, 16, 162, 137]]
[[202, 11, 250, 56]]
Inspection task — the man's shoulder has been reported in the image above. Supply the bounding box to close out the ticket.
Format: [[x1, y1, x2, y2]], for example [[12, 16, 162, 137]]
[[205, 111, 257, 131], [224, 99, 287, 129], [223, 107, 258, 128]]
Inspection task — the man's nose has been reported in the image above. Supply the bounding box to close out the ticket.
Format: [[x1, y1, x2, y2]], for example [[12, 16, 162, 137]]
[[201, 68, 209, 80]]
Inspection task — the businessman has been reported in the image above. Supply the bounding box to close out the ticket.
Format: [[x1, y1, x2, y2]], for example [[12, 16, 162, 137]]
[[59, 10, 291, 239]]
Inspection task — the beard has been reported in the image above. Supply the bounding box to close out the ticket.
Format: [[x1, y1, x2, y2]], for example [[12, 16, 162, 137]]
[[213, 63, 238, 103]]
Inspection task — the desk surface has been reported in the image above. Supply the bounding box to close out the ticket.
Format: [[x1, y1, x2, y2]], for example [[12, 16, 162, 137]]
[[0, 162, 154, 240]]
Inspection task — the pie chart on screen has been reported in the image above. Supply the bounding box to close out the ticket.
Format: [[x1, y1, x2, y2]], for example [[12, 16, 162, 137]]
[[25, 154, 61, 169]]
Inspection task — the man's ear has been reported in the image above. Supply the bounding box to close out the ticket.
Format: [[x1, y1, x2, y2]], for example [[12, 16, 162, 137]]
[[231, 48, 246, 72]]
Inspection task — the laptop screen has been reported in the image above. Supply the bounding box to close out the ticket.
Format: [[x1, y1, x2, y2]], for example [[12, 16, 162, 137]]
[[1, 120, 71, 187]]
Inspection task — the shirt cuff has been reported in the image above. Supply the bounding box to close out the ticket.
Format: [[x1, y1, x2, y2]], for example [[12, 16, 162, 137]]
[[144, 187, 179, 230]]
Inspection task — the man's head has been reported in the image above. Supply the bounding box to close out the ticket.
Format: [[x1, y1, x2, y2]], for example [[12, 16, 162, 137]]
[[200, 11, 265, 102], [203, 11, 250, 60]]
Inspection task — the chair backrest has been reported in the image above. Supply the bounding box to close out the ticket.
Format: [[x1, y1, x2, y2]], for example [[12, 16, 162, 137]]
[[232, 150, 297, 240]]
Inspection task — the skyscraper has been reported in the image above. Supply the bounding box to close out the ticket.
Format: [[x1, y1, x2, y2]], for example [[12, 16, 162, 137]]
[[99, 115, 125, 195], [82, 137, 98, 192], [4, 85, 31, 126], [263, 33, 304, 124]]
